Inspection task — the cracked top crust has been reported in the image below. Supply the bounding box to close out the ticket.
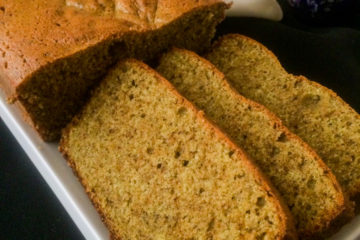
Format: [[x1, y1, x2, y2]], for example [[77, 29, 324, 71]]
[[0, 0, 222, 88]]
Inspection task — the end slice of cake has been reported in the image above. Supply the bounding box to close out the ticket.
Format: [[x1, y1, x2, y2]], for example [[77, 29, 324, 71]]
[[206, 34, 360, 203], [156, 48, 344, 237], [60, 59, 296, 240]]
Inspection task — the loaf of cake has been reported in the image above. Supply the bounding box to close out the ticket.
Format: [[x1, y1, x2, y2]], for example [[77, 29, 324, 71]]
[[156, 48, 344, 237], [206, 34, 360, 205], [0, 0, 228, 141], [60, 59, 296, 240]]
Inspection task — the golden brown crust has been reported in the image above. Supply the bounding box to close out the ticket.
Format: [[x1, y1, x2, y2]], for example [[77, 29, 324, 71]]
[[0, 0, 226, 87], [167, 47, 344, 236], [60, 58, 297, 240]]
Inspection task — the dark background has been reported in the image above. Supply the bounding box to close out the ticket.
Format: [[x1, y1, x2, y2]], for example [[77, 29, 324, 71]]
[[1, 1, 359, 239]]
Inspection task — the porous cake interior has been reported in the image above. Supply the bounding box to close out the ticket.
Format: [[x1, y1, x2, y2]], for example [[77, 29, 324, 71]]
[[157, 49, 343, 235], [17, 3, 226, 141], [206, 35, 360, 199], [61, 60, 287, 240]]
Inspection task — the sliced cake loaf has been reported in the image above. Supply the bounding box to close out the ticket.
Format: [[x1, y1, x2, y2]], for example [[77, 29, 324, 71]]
[[206, 34, 360, 203], [60, 59, 296, 240], [156, 48, 344, 237]]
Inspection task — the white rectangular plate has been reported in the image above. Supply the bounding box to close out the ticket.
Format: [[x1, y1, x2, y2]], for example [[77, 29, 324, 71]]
[[1, 86, 360, 240]]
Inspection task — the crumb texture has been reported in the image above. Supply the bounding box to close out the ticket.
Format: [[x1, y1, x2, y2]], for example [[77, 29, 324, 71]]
[[206, 34, 360, 199], [157, 49, 343, 236], [61, 60, 288, 240]]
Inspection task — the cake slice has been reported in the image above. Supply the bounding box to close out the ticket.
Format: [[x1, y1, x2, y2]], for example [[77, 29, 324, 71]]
[[60, 59, 296, 240], [206, 34, 360, 203], [156, 48, 344, 237]]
